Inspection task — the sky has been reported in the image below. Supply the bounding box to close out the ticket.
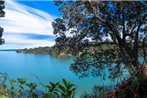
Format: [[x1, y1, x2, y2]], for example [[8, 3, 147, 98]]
[[0, 0, 61, 49]]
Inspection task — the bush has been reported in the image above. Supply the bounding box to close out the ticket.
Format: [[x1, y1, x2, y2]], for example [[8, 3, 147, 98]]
[[0, 77, 76, 98]]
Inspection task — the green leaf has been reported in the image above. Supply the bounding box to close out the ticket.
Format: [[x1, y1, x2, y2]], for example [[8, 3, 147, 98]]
[[0, 95, 9, 98], [67, 90, 72, 97], [71, 87, 76, 92], [42, 93, 54, 98], [50, 82, 54, 87], [62, 79, 68, 87], [10, 79, 16, 85], [59, 84, 66, 92]]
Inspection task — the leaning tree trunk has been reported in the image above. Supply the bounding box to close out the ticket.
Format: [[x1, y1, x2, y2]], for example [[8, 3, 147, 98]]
[[143, 65, 147, 78]]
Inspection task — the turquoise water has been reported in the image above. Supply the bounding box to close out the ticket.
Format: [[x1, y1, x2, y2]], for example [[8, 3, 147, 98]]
[[0, 51, 115, 98]]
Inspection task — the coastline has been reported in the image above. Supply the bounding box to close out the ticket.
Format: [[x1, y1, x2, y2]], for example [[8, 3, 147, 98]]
[[16, 46, 76, 58], [15, 44, 117, 58]]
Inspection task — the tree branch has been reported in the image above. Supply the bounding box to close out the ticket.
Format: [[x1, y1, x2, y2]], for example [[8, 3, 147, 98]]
[[88, 0, 122, 46], [88, 0, 137, 72], [142, 35, 147, 64], [122, 8, 126, 41], [133, 14, 147, 61], [130, 24, 136, 35]]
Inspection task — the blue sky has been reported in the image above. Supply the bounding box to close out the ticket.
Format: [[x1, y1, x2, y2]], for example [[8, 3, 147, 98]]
[[0, 0, 60, 49]]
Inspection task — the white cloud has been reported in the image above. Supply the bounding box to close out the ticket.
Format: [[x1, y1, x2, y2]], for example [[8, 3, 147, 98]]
[[0, 0, 56, 49]]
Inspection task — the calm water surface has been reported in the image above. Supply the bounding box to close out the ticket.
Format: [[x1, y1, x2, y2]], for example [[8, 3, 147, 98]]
[[0, 51, 115, 98]]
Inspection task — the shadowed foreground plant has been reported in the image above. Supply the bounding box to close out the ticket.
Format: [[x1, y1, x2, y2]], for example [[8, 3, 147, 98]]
[[17, 78, 27, 97], [43, 82, 59, 98], [43, 79, 76, 98], [26, 82, 38, 98], [9, 79, 16, 98], [0, 74, 76, 98], [81, 73, 147, 98], [58, 79, 76, 98]]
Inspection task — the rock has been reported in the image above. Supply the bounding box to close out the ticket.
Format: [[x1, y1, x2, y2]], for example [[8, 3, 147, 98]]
[[58, 52, 68, 58]]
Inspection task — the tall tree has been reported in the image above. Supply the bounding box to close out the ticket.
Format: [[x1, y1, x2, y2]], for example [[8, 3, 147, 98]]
[[52, 1, 147, 80], [0, 0, 5, 45]]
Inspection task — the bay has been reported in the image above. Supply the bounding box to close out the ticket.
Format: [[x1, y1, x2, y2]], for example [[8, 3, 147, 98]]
[[0, 51, 115, 98]]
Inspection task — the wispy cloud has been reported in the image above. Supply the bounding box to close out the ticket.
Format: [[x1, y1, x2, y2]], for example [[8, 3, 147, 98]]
[[0, 0, 56, 49], [5, 33, 55, 40]]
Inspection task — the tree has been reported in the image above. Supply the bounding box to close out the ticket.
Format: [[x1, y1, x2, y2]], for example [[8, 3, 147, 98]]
[[0, 0, 5, 45], [52, 1, 147, 80]]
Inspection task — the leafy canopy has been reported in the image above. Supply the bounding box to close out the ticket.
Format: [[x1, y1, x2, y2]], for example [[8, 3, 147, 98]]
[[53, 1, 147, 80]]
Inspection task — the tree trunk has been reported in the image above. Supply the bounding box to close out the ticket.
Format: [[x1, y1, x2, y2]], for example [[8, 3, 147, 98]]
[[143, 65, 147, 78]]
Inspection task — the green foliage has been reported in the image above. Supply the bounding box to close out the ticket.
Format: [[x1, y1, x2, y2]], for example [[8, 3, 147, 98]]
[[17, 78, 27, 96], [26, 82, 37, 98], [0, 95, 8, 98], [18, 78, 27, 85], [115, 76, 147, 98], [43, 93, 54, 98], [26, 83, 37, 91], [0, 77, 76, 98], [58, 79, 76, 98], [53, 1, 147, 80], [81, 75, 147, 98], [45, 81, 59, 97], [9, 79, 16, 97], [43, 79, 76, 98], [0, 84, 8, 97]]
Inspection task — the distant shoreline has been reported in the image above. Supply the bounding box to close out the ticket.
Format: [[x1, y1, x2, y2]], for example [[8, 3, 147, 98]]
[[16, 46, 75, 58], [15, 43, 117, 58]]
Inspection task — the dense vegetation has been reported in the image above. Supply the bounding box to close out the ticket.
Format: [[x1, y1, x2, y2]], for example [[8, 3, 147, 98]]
[[53, 1, 147, 78], [52, 1, 147, 97], [16, 43, 117, 58], [0, 76, 76, 98]]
